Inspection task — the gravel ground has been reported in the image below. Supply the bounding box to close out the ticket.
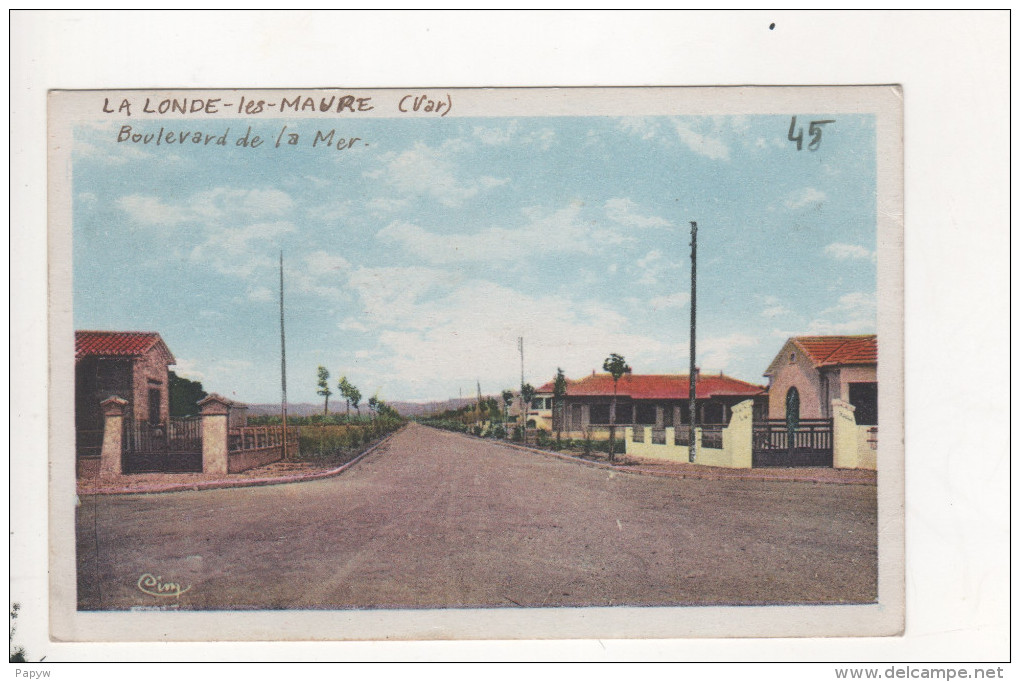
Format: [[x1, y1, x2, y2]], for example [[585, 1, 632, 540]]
[[76, 422, 877, 610]]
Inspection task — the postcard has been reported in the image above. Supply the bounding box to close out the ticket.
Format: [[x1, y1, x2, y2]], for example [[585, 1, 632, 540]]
[[48, 86, 903, 641]]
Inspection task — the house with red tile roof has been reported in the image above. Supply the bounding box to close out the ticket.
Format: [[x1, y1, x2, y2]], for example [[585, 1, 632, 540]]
[[533, 371, 767, 437], [75, 331, 176, 460], [763, 335, 877, 424]]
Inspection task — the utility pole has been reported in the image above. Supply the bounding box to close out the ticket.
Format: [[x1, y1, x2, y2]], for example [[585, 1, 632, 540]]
[[280, 251, 289, 460], [518, 336, 525, 432], [688, 221, 697, 463]]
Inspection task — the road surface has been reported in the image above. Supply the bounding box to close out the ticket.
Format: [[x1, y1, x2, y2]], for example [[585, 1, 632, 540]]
[[76, 422, 877, 610]]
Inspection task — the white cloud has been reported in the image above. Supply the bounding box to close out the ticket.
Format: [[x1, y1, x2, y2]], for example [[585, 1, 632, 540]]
[[189, 187, 294, 220], [247, 286, 274, 302], [116, 194, 189, 225], [698, 333, 759, 374], [208, 221, 296, 254], [289, 251, 353, 299], [366, 196, 410, 213], [825, 242, 875, 262], [116, 187, 295, 227], [377, 140, 506, 207], [784, 187, 827, 210], [761, 305, 791, 319], [339, 318, 370, 333], [673, 120, 730, 161], [473, 121, 555, 150], [305, 199, 353, 223], [803, 292, 877, 334], [617, 118, 659, 140], [604, 198, 671, 228], [648, 292, 690, 311], [377, 204, 615, 265]]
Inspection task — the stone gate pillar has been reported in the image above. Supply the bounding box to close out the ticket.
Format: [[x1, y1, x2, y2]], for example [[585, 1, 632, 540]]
[[99, 396, 129, 479], [724, 399, 754, 468], [831, 399, 859, 469], [199, 394, 231, 476]]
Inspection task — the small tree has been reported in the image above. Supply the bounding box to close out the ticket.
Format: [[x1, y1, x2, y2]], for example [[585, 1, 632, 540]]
[[501, 389, 514, 438], [553, 367, 568, 445], [602, 353, 632, 462], [316, 365, 332, 416], [520, 383, 536, 445], [368, 394, 379, 422]]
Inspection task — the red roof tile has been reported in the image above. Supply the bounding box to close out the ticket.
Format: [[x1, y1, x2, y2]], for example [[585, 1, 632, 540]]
[[792, 335, 877, 367], [75, 331, 175, 363], [537, 373, 765, 400]]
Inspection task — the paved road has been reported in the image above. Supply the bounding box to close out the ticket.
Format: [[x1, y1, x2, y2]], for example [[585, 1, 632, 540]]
[[76, 423, 877, 610]]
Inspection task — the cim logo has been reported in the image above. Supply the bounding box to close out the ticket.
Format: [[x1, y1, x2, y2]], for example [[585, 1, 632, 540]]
[[137, 573, 191, 598]]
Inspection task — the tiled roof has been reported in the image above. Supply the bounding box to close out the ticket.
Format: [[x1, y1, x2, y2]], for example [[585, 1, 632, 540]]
[[792, 335, 877, 367], [75, 331, 175, 363], [536, 373, 765, 400]]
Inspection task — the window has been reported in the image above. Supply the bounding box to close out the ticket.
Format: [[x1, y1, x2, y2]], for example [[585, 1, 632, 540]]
[[148, 388, 162, 426], [703, 402, 724, 425], [635, 403, 657, 425], [785, 386, 800, 428], [848, 382, 878, 425], [590, 403, 611, 424]]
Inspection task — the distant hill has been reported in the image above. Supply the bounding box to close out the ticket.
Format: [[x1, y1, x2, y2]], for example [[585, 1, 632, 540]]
[[246, 396, 501, 418]]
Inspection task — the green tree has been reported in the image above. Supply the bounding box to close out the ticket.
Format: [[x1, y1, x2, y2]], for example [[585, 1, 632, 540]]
[[520, 383, 536, 444], [602, 353, 632, 462], [368, 394, 379, 421], [501, 389, 514, 434], [316, 366, 332, 416], [553, 367, 568, 445], [349, 385, 362, 417], [337, 376, 352, 415], [168, 371, 207, 417]]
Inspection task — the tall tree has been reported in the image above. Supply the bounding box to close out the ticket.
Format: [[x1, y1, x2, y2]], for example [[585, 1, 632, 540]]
[[602, 353, 632, 463], [168, 371, 207, 417], [349, 385, 362, 417], [316, 365, 332, 416], [520, 383, 536, 444], [553, 367, 568, 445], [337, 376, 352, 415], [368, 394, 379, 422]]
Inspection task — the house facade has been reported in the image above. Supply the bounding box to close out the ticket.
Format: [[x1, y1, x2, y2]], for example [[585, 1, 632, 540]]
[[762, 335, 877, 425], [535, 371, 767, 438], [75, 331, 176, 458]]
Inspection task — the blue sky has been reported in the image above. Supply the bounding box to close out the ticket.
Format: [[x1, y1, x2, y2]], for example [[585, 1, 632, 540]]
[[73, 113, 876, 403]]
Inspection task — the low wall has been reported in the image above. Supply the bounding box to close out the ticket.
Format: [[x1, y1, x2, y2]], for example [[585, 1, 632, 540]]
[[625, 427, 693, 463], [228, 445, 284, 474], [624, 401, 754, 469]]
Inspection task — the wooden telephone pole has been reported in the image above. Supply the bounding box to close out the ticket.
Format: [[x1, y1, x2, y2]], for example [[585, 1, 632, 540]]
[[280, 251, 289, 460], [688, 221, 697, 464]]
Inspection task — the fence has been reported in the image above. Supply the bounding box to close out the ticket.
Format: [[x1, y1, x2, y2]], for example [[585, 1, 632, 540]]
[[751, 418, 833, 467], [701, 425, 724, 449], [227, 425, 298, 473]]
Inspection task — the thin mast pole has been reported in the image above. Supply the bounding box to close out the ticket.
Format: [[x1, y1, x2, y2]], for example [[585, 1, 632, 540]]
[[689, 221, 697, 463], [280, 251, 289, 460]]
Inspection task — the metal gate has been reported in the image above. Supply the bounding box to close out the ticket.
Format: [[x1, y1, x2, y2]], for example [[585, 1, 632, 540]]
[[752, 418, 833, 467], [123, 417, 203, 473]]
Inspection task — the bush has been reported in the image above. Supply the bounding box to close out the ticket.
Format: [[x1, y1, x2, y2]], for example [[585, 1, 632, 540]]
[[295, 417, 403, 462]]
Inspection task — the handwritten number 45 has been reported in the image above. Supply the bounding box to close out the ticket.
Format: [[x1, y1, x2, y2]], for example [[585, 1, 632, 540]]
[[788, 116, 835, 151]]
